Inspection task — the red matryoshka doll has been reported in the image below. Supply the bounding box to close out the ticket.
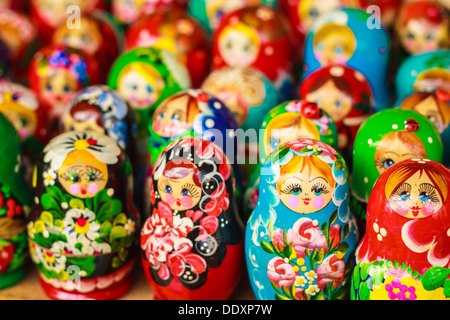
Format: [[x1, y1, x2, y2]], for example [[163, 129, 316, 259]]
[[125, 7, 210, 88], [395, 1, 450, 57], [212, 6, 295, 100], [141, 137, 244, 300], [0, 9, 37, 81], [299, 65, 374, 155], [28, 131, 139, 300], [352, 159, 450, 300], [279, 0, 363, 56], [28, 45, 100, 141], [52, 11, 125, 82], [30, 0, 105, 44], [112, 0, 188, 26]]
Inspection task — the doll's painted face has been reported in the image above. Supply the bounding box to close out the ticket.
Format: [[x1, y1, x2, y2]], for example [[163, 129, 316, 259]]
[[413, 68, 450, 93], [117, 64, 164, 110], [298, 0, 340, 31], [305, 79, 353, 123], [278, 156, 334, 214], [375, 132, 427, 175], [41, 69, 78, 112], [313, 24, 356, 66], [157, 169, 202, 211], [399, 19, 448, 55], [218, 24, 260, 67], [152, 95, 191, 137], [34, 0, 94, 27], [0, 92, 38, 141], [388, 170, 446, 219], [112, 0, 144, 24], [412, 96, 448, 133], [57, 152, 108, 198], [206, 0, 260, 30], [53, 21, 101, 55], [264, 113, 320, 156]]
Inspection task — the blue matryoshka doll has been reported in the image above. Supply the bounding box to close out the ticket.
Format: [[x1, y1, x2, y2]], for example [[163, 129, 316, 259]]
[[395, 50, 450, 103], [201, 66, 280, 183], [302, 8, 390, 111], [245, 138, 358, 300]]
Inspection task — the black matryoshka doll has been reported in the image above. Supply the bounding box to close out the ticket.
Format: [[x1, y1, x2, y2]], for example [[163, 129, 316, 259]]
[[141, 137, 244, 300], [0, 113, 33, 289], [28, 130, 139, 300]]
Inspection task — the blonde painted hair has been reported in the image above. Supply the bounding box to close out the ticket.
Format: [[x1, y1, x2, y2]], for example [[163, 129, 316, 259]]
[[118, 62, 164, 92]]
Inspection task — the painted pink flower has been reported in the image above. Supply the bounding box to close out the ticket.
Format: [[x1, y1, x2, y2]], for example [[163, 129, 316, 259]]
[[272, 228, 285, 252], [287, 218, 328, 258], [205, 183, 229, 217], [196, 140, 215, 159], [315, 254, 346, 290], [167, 240, 207, 277], [200, 215, 219, 236], [267, 257, 297, 288], [329, 224, 341, 248], [186, 209, 204, 222]]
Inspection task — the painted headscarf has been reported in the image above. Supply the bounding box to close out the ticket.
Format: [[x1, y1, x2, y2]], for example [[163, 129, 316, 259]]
[[141, 137, 243, 290], [245, 138, 358, 300], [302, 8, 390, 110], [356, 158, 450, 276]]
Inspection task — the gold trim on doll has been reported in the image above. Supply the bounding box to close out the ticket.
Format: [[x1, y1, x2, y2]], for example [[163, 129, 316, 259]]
[[374, 131, 427, 175], [385, 162, 448, 219], [276, 155, 335, 214]]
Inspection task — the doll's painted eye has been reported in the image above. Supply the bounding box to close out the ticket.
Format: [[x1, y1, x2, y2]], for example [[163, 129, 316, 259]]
[[87, 172, 97, 182], [243, 43, 251, 52], [70, 173, 81, 183], [426, 34, 434, 41], [309, 9, 319, 18], [313, 186, 323, 196], [226, 41, 232, 50], [317, 43, 325, 51], [407, 33, 415, 40], [270, 138, 279, 149], [292, 186, 301, 196], [18, 117, 28, 128], [384, 158, 395, 168], [400, 191, 410, 201], [171, 113, 180, 121], [165, 185, 172, 193], [334, 46, 343, 54], [63, 85, 72, 92], [157, 113, 164, 120], [419, 192, 429, 202], [46, 84, 53, 91], [334, 100, 342, 108], [131, 84, 138, 90], [182, 189, 189, 196], [146, 85, 153, 93]]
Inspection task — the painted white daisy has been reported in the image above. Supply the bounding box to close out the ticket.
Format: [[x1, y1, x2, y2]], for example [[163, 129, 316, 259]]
[[62, 208, 101, 247], [43, 169, 56, 187]]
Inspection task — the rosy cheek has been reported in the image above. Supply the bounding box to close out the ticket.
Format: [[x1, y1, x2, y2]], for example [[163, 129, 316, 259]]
[[181, 196, 193, 208], [88, 183, 99, 195], [421, 202, 436, 217], [425, 41, 437, 51], [165, 193, 176, 205], [69, 184, 80, 195], [394, 202, 410, 216], [313, 196, 324, 208], [404, 38, 415, 50], [19, 128, 29, 138], [288, 196, 300, 208]]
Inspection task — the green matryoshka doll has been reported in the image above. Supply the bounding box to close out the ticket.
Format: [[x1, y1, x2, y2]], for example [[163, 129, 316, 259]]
[[107, 47, 191, 170], [243, 100, 338, 221], [351, 108, 443, 229], [0, 113, 33, 289]]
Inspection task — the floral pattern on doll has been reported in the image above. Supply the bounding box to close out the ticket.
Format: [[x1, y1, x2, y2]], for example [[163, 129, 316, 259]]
[[141, 137, 241, 289]]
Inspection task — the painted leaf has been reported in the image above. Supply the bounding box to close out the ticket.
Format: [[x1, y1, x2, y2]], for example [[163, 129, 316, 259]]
[[261, 240, 275, 254], [422, 266, 450, 291]]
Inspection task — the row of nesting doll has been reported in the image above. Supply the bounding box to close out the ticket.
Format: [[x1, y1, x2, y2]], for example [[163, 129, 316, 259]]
[[0, 0, 449, 300]]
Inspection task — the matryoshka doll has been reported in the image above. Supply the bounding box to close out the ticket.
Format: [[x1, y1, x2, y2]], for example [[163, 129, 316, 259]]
[[52, 10, 125, 82], [0, 9, 37, 81], [299, 65, 374, 157], [0, 113, 33, 289], [360, 0, 401, 29], [125, 7, 210, 88], [61, 85, 142, 214], [279, 0, 363, 59], [351, 108, 443, 230], [28, 131, 139, 300], [351, 158, 450, 300], [398, 91, 450, 167], [188, 0, 277, 34], [141, 137, 244, 300], [212, 6, 295, 101], [28, 45, 100, 141], [395, 1, 449, 57], [29, 0, 105, 44], [245, 138, 358, 300], [201, 66, 280, 181], [107, 47, 191, 171], [0, 81, 47, 185], [395, 50, 450, 103], [302, 8, 391, 110], [112, 0, 188, 26], [243, 101, 338, 221]]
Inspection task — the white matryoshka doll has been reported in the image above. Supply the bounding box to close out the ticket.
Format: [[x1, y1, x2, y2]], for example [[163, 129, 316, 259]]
[[245, 138, 358, 300]]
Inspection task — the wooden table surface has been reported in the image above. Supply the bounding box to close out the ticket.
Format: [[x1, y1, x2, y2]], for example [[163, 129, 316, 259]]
[[0, 263, 256, 300]]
